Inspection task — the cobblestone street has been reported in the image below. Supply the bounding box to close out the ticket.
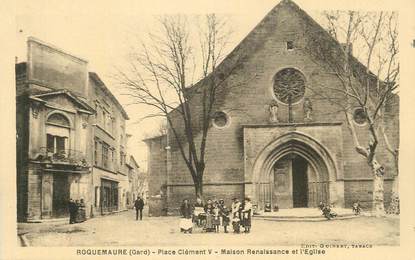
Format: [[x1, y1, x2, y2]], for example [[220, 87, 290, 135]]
[[18, 210, 399, 247]]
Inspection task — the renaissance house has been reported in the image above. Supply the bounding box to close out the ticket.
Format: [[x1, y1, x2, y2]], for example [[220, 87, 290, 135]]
[[16, 38, 132, 221]]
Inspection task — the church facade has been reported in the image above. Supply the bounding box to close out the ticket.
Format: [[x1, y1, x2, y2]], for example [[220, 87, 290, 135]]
[[145, 0, 399, 214]]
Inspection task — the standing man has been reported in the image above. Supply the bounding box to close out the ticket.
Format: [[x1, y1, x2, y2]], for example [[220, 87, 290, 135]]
[[134, 196, 144, 221], [68, 198, 76, 224]]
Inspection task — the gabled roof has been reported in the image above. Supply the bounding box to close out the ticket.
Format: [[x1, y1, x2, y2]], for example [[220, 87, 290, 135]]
[[185, 0, 379, 96], [129, 155, 140, 169], [89, 72, 130, 120], [30, 89, 95, 113]]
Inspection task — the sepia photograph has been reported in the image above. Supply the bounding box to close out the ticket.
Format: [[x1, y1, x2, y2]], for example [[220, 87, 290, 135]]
[[2, 0, 415, 259]]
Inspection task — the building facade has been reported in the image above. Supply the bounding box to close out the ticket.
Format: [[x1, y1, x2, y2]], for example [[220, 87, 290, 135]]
[[144, 135, 168, 216], [88, 72, 130, 216], [145, 0, 399, 214], [16, 37, 131, 222], [126, 155, 147, 209]]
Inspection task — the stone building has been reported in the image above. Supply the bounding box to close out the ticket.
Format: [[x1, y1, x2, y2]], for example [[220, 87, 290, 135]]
[[144, 135, 168, 216], [126, 155, 148, 208], [145, 0, 399, 214], [88, 72, 130, 216], [16, 37, 131, 222]]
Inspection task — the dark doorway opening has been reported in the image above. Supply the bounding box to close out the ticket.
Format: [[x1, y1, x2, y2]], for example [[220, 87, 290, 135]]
[[101, 179, 119, 213], [292, 156, 308, 207], [52, 174, 70, 217]]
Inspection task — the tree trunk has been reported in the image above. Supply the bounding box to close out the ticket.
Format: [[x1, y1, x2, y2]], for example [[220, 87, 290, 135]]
[[194, 177, 203, 201], [372, 162, 385, 217], [387, 154, 399, 214], [387, 177, 399, 214]]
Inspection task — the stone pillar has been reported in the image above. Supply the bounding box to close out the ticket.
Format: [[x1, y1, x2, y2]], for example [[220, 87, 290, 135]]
[[27, 164, 42, 221], [41, 172, 53, 218], [331, 180, 345, 207]]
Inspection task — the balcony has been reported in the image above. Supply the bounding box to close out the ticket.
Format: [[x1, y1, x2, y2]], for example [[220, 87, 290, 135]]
[[32, 147, 90, 168]]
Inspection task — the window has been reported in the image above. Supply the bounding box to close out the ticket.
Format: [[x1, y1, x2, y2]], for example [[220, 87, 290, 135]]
[[120, 151, 124, 166], [273, 68, 306, 104], [46, 134, 67, 154], [106, 114, 112, 132], [95, 104, 101, 125], [102, 110, 106, 128], [111, 117, 116, 135], [47, 134, 54, 152], [286, 41, 294, 50], [102, 143, 109, 168], [94, 140, 99, 165], [353, 108, 367, 125], [46, 113, 70, 156], [212, 111, 230, 129]]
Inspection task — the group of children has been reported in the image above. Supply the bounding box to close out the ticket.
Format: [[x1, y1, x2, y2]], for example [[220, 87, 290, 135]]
[[179, 197, 253, 234], [318, 201, 362, 220]]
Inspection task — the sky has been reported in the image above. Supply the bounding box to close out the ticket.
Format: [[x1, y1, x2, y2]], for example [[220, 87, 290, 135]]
[[13, 0, 413, 170]]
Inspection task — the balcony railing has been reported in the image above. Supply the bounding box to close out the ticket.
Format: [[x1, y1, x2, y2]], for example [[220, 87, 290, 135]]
[[32, 147, 90, 167]]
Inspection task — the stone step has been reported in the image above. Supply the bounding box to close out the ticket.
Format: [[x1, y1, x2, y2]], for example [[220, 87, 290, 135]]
[[254, 214, 359, 222], [254, 212, 356, 219]]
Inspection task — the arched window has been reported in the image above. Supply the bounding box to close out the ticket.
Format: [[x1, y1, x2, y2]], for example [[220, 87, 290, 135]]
[[46, 113, 71, 156], [47, 113, 70, 127], [273, 68, 306, 104]]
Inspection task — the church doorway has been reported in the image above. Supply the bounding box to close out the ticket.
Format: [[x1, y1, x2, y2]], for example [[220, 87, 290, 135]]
[[253, 134, 336, 211], [292, 156, 308, 207], [272, 154, 310, 208]]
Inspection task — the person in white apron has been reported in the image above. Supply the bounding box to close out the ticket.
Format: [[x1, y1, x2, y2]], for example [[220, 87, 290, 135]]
[[179, 199, 194, 233], [231, 198, 242, 233]]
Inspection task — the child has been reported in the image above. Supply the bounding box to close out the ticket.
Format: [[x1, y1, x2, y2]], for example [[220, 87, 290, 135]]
[[321, 204, 337, 220], [219, 199, 230, 233], [318, 201, 325, 211], [352, 201, 361, 215], [231, 198, 242, 233], [204, 199, 215, 232], [212, 204, 221, 232]]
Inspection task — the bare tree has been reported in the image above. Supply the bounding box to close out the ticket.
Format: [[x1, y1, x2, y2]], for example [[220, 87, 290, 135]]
[[115, 14, 241, 200], [305, 11, 399, 216]]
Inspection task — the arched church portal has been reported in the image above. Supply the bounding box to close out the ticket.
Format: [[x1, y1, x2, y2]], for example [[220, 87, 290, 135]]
[[252, 133, 336, 211]]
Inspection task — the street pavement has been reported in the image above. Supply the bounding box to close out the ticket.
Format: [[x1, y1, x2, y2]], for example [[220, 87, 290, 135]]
[[18, 210, 399, 247]]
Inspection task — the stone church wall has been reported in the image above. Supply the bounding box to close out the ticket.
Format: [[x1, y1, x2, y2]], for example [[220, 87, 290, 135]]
[[148, 0, 399, 212]]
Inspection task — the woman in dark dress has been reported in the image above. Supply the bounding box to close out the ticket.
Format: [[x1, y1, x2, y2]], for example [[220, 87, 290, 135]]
[[219, 199, 230, 233], [241, 197, 252, 233], [212, 203, 221, 232]]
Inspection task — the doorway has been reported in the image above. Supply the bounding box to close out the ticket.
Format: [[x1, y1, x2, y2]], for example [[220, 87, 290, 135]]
[[292, 156, 308, 207], [52, 174, 70, 217], [101, 179, 119, 213]]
